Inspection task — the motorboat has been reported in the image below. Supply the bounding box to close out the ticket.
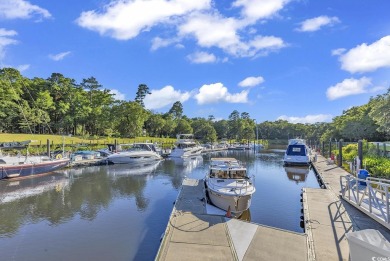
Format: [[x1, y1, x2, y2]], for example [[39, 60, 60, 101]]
[[283, 139, 311, 166], [104, 143, 162, 164], [205, 158, 256, 215], [0, 140, 70, 180], [169, 134, 203, 158]]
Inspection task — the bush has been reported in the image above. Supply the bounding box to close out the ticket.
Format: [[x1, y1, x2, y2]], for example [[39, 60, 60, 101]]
[[364, 156, 390, 178]]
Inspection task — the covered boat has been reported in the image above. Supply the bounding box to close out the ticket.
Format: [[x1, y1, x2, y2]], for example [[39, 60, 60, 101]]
[[283, 139, 311, 166], [0, 140, 70, 180], [205, 158, 256, 215], [169, 134, 203, 158]]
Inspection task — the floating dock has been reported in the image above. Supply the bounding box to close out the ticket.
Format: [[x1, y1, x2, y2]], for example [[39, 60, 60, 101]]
[[156, 178, 308, 261], [157, 153, 390, 260]]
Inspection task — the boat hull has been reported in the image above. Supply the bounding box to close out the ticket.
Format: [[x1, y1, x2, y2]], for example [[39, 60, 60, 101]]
[[106, 152, 162, 164], [169, 147, 203, 158], [206, 188, 252, 214], [1, 159, 70, 179]]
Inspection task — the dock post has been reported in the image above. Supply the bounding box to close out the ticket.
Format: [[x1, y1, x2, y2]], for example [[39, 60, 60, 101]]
[[338, 139, 343, 167], [358, 140, 363, 169], [47, 139, 50, 158]]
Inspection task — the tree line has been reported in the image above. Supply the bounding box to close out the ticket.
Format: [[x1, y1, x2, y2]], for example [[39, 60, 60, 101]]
[[0, 68, 389, 143]]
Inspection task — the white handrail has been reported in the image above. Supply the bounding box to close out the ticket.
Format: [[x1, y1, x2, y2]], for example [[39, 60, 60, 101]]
[[340, 174, 390, 228]]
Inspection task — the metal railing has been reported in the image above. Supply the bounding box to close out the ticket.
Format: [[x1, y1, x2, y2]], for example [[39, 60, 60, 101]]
[[340, 175, 390, 229]]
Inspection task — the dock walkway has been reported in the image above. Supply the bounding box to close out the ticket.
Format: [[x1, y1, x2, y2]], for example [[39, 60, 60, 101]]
[[157, 153, 390, 261], [156, 179, 308, 261], [307, 153, 390, 260]]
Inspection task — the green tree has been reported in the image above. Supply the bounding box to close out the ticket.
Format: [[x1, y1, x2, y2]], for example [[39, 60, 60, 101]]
[[168, 101, 183, 120], [135, 84, 151, 108], [112, 101, 149, 137], [369, 88, 390, 139], [175, 119, 193, 135]]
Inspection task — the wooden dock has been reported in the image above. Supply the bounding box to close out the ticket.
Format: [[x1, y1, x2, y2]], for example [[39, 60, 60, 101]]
[[157, 153, 390, 260], [306, 153, 390, 260], [156, 179, 308, 261]]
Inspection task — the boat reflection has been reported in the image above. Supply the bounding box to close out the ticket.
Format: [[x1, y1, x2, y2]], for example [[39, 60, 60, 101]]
[[0, 174, 70, 204], [284, 166, 310, 183], [168, 156, 203, 174], [106, 160, 162, 177]]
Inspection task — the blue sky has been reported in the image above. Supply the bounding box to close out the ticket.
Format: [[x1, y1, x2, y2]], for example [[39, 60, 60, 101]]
[[1, 0, 389, 123]]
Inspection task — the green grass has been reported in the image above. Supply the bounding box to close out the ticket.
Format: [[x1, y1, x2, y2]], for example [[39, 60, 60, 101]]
[[0, 133, 177, 153]]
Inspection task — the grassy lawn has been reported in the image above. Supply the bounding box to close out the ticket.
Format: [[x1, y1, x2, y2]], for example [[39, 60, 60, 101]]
[[0, 134, 176, 148]]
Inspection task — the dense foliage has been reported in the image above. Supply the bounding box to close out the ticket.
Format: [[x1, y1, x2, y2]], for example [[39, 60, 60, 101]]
[[0, 68, 389, 144]]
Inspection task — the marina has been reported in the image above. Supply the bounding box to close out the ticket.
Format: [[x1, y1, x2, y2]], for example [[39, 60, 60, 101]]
[[1, 149, 389, 260]]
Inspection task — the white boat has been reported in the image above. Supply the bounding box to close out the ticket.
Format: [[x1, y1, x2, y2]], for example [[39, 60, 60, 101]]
[[0, 140, 70, 180], [283, 139, 311, 166], [205, 157, 256, 215], [169, 134, 203, 158], [105, 143, 162, 164]]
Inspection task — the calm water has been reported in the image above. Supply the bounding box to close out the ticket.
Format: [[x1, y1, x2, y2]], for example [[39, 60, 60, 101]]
[[0, 150, 319, 261]]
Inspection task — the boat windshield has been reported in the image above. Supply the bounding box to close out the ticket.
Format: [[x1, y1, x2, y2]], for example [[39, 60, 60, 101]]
[[128, 143, 154, 152], [209, 169, 247, 179], [287, 145, 307, 156]]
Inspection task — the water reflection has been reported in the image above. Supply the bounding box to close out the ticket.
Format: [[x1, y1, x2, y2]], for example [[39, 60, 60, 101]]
[[0, 150, 321, 260], [284, 166, 310, 184], [106, 161, 161, 177]]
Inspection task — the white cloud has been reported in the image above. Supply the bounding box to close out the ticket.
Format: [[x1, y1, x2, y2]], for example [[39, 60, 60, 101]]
[[296, 16, 340, 32], [77, 1, 287, 59], [151, 37, 179, 51], [109, 89, 126, 101], [0, 0, 51, 20], [17, 64, 30, 72], [194, 82, 249, 104], [326, 77, 371, 100], [232, 0, 290, 21], [144, 85, 191, 110], [331, 48, 346, 56], [76, 0, 211, 40], [48, 51, 71, 61], [187, 51, 216, 63], [277, 114, 333, 124], [339, 36, 390, 73], [238, 76, 264, 87], [0, 28, 18, 59], [179, 12, 286, 57]]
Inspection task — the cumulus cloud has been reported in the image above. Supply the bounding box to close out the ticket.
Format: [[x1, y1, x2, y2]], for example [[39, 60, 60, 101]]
[[17, 64, 30, 71], [187, 51, 216, 63], [109, 89, 126, 101], [76, 0, 287, 58], [48, 51, 71, 61], [326, 77, 371, 100], [144, 85, 191, 110], [232, 0, 290, 21], [179, 12, 286, 57], [0, 28, 18, 59], [194, 82, 249, 104], [238, 76, 264, 87], [277, 114, 333, 124], [76, 0, 211, 40], [0, 0, 51, 20], [339, 36, 390, 73], [331, 48, 346, 56], [296, 16, 340, 32]]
